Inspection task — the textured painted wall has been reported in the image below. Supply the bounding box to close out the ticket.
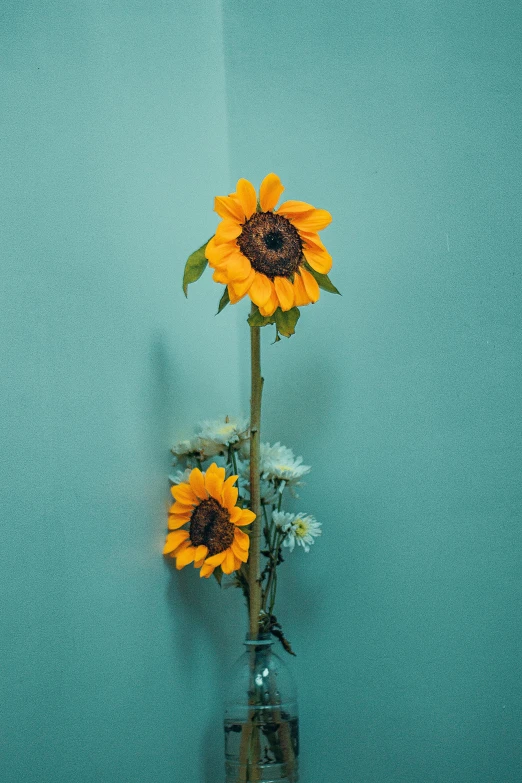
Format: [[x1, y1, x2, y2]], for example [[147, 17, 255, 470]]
[[2, 1, 521, 782], [223, 1, 522, 781], [1, 2, 242, 782]]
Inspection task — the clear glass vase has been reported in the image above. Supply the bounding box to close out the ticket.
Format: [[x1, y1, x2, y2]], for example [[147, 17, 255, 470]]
[[224, 633, 299, 783]]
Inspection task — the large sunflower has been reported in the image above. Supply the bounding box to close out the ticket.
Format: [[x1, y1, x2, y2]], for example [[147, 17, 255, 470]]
[[163, 463, 255, 578], [205, 173, 333, 316]]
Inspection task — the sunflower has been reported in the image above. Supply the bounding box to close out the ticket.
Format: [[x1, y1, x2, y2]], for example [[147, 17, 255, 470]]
[[205, 173, 333, 316], [163, 463, 255, 578]]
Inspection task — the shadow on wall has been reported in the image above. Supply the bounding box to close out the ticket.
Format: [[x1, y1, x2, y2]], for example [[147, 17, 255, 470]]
[[147, 333, 179, 466], [165, 561, 240, 783], [149, 332, 242, 781]]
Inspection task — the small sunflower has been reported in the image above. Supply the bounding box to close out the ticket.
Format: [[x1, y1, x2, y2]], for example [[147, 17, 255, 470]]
[[163, 463, 255, 578], [205, 173, 334, 317]]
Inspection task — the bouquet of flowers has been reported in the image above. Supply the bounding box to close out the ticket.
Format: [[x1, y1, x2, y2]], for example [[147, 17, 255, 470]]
[[168, 418, 321, 650], [164, 174, 338, 782]]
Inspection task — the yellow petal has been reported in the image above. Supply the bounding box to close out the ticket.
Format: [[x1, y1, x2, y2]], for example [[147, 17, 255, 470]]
[[229, 268, 256, 298], [259, 173, 284, 212], [175, 542, 196, 569], [293, 271, 311, 307], [230, 507, 242, 524], [234, 527, 250, 550], [169, 499, 193, 514], [193, 545, 208, 562], [299, 231, 329, 253], [221, 548, 237, 575], [248, 273, 273, 307], [227, 283, 244, 304], [258, 285, 279, 316], [170, 540, 189, 559], [213, 266, 230, 284], [204, 235, 219, 263], [289, 209, 332, 232], [171, 484, 197, 506], [276, 199, 315, 216], [233, 556, 243, 570], [299, 266, 320, 303], [205, 550, 228, 567], [222, 475, 239, 511], [206, 463, 225, 481], [231, 539, 249, 562], [231, 508, 256, 526], [206, 239, 237, 266], [168, 513, 191, 530], [215, 220, 243, 244], [224, 251, 252, 281], [200, 563, 215, 578], [274, 276, 295, 311], [205, 470, 224, 502], [214, 195, 245, 223], [163, 529, 190, 554], [189, 468, 208, 500], [302, 246, 332, 275], [236, 178, 257, 220]]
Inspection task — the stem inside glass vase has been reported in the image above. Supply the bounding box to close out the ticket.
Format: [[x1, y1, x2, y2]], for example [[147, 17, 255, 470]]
[[225, 635, 299, 783]]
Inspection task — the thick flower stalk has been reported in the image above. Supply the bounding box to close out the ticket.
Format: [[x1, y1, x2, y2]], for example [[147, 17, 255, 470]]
[[248, 312, 263, 635]]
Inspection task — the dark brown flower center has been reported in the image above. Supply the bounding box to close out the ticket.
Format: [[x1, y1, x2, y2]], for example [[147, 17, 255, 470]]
[[189, 497, 234, 556], [237, 212, 303, 279]]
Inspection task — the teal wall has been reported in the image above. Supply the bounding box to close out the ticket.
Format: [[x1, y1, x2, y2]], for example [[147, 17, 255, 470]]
[[1, 2, 244, 782], [1, 1, 521, 782], [224, 2, 522, 782]]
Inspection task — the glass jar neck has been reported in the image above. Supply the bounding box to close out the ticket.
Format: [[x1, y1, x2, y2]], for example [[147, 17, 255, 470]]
[[244, 632, 273, 649]]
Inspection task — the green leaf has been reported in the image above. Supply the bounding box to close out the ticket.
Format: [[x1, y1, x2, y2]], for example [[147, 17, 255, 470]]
[[213, 567, 223, 587], [182, 238, 212, 297], [247, 306, 276, 328], [303, 262, 341, 295], [216, 287, 230, 314], [274, 307, 300, 338]]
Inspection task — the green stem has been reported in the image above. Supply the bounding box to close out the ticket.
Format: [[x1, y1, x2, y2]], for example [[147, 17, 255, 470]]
[[231, 448, 239, 482], [269, 533, 283, 617]]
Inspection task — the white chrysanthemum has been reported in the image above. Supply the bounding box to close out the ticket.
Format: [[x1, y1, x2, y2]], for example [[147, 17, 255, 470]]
[[236, 458, 278, 505], [274, 512, 321, 553], [238, 438, 250, 461], [171, 437, 203, 459], [260, 442, 311, 484], [272, 510, 295, 530], [197, 416, 249, 449], [169, 468, 192, 485], [198, 438, 223, 458]]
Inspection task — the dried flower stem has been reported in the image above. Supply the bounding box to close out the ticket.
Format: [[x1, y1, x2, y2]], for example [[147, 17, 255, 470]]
[[248, 305, 263, 636], [235, 308, 264, 783]]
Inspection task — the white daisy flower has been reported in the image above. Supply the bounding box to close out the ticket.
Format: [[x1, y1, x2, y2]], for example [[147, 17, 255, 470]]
[[272, 510, 295, 531], [198, 438, 223, 459], [274, 512, 321, 553], [260, 442, 311, 485], [197, 416, 249, 450], [171, 437, 203, 460]]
